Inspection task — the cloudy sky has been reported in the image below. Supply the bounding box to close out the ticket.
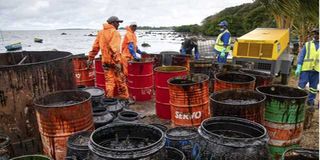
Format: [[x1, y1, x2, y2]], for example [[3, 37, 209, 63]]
[[0, 0, 253, 30]]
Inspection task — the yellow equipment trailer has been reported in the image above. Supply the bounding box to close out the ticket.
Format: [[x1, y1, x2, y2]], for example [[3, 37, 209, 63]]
[[232, 28, 293, 84]]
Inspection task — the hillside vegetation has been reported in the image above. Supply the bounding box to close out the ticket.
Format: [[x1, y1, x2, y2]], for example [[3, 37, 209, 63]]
[[173, 1, 276, 36]]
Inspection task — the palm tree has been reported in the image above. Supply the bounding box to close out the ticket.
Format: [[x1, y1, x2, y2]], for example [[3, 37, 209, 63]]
[[258, 0, 319, 49]]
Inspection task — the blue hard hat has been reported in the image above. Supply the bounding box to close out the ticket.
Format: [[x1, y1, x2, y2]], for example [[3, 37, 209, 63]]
[[218, 20, 228, 27]]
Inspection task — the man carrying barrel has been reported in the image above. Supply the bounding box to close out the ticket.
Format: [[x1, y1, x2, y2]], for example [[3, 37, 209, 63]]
[[87, 16, 129, 101], [295, 28, 319, 128]]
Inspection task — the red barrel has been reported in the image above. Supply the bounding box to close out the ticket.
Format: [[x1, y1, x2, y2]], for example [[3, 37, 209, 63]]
[[154, 66, 188, 119], [168, 74, 210, 126], [34, 90, 94, 160], [72, 55, 95, 87], [172, 54, 191, 71], [128, 59, 154, 101], [214, 72, 256, 92], [94, 57, 105, 91]]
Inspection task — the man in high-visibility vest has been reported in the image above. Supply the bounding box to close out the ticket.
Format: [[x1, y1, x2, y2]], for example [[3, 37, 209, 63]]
[[213, 20, 231, 63], [295, 28, 319, 128]]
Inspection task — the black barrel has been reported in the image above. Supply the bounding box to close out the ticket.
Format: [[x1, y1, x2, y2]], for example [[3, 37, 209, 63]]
[[190, 59, 212, 75], [165, 147, 186, 160], [0, 134, 13, 159], [88, 123, 166, 159], [92, 107, 114, 129], [171, 54, 192, 71], [190, 59, 214, 92], [102, 98, 118, 106], [149, 123, 168, 133], [9, 155, 52, 160], [240, 69, 274, 88], [103, 99, 123, 117], [198, 117, 269, 160], [282, 148, 319, 160], [0, 51, 75, 156], [66, 131, 92, 160], [165, 127, 201, 160], [160, 51, 180, 66], [211, 63, 242, 73], [210, 90, 266, 123], [77, 85, 87, 90], [83, 87, 105, 108], [141, 53, 163, 68], [113, 111, 140, 123]]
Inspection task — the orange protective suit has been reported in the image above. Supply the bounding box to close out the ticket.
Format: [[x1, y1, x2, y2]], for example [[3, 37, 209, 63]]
[[88, 23, 129, 99], [121, 26, 138, 76]]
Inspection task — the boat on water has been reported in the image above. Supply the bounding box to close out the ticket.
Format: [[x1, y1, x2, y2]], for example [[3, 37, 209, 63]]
[[5, 42, 22, 51], [34, 38, 43, 43]]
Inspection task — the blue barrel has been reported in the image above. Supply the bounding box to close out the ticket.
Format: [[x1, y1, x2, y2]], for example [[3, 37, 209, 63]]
[[165, 127, 201, 160]]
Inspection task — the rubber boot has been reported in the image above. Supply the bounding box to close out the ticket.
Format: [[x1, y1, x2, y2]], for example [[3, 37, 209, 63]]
[[304, 107, 315, 129]]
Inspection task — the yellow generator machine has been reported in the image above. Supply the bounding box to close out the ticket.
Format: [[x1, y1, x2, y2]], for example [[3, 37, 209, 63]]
[[232, 28, 293, 84]]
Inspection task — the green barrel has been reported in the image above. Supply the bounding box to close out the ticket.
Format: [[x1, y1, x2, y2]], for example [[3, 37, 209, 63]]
[[269, 145, 298, 160], [257, 85, 307, 124], [256, 85, 308, 160], [10, 155, 52, 160]]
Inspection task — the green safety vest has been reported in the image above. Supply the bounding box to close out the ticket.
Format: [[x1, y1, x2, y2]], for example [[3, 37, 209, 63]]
[[301, 41, 319, 72], [214, 29, 231, 52]]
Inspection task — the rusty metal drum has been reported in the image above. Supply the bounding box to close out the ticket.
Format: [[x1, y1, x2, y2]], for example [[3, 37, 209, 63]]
[[34, 90, 94, 160], [72, 54, 95, 87], [0, 51, 75, 156], [214, 72, 256, 92], [168, 74, 210, 127], [210, 90, 266, 124]]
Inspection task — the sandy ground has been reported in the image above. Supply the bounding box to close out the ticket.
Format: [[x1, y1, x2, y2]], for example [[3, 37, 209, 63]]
[[129, 74, 319, 150]]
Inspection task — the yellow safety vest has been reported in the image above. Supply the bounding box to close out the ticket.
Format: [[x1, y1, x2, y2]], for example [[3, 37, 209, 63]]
[[214, 29, 231, 52], [301, 41, 319, 72]]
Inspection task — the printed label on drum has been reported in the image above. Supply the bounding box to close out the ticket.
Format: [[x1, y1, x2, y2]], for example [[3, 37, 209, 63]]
[[75, 73, 81, 79], [89, 71, 94, 77], [175, 111, 202, 120]]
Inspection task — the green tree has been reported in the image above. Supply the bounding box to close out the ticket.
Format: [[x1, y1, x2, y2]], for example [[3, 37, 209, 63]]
[[258, 0, 319, 48], [174, 1, 276, 37]]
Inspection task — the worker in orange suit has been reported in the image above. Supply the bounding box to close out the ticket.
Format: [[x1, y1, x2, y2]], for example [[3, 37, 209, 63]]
[[87, 16, 129, 101], [121, 22, 144, 76]]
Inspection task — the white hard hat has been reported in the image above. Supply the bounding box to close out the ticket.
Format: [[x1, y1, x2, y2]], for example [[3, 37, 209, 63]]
[[130, 22, 137, 26]]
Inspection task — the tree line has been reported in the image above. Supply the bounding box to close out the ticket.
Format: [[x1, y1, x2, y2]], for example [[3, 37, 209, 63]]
[[173, 0, 319, 44], [173, 1, 276, 37]]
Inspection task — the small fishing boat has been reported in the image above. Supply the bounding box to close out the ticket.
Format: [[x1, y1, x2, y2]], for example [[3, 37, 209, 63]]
[[34, 38, 43, 43], [5, 42, 22, 51]]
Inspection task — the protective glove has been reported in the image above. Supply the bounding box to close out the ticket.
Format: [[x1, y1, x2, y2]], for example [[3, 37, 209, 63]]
[[86, 59, 93, 69], [195, 51, 200, 60], [181, 48, 186, 55], [137, 49, 142, 54], [295, 64, 302, 76], [220, 48, 226, 58]]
